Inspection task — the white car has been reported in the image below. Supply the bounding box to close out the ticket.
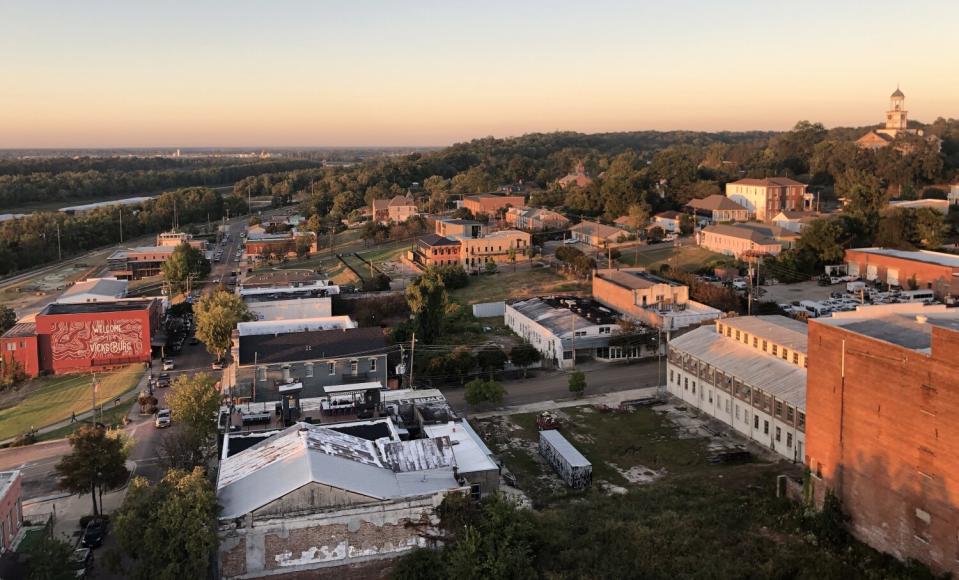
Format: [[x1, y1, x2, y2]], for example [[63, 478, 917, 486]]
[[211, 361, 224, 371], [563, 238, 577, 245], [154, 409, 171, 428], [162, 359, 175, 371]]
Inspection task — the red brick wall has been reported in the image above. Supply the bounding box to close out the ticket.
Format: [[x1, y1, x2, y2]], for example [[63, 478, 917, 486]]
[[35, 304, 156, 374], [0, 472, 22, 551], [1, 335, 40, 378], [844, 250, 959, 297], [246, 239, 297, 256], [463, 195, 525, 216], [806, 321, 959, 574]]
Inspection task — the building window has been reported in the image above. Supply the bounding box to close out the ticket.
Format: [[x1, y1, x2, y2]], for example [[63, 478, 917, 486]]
[[350, 359, 358, 374], [786, 406, 794, 422], [669, 369, 674, 383], [708, 390, 712, 403], [771, 345, 778, 356], [369, 358, 377, 372], [735, 330, 740, 340], [4, 343, 14, 351], [782, 348, 788, 360], [328, 362, 335, 375], [762, 340, 767, 351], [798, 412, 806, 430], [764, 420, 769, 435], [792, 353, 799, 365], [735, 404, 740, 420], [786, 433, 793, 448], [753, 337, 758, 348], [775, 426, 781, 442], [305, 363, 314, 378], [692, 382, 696, 394], [754, 415, 759, 429], [257, 367, 266, 382], [775, 401, 783, 417], [684, 377, 688, 390]]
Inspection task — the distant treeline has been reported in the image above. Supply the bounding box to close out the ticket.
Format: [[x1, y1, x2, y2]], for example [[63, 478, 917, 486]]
[[0, 158, 320, 209], [0, 187, 247, 275]]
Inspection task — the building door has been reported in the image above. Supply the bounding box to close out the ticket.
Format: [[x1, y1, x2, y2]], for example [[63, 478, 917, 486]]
[[847, 262, 859, 277], [866, 264, 878, 281], [887, 268, 899, 286]]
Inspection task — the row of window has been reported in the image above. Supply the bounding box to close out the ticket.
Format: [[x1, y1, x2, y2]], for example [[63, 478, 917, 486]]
[[255, 358, 377, 382], [672, 369, 797, 449], [669, 364, 805, 431], [716, 322, 805, 368]]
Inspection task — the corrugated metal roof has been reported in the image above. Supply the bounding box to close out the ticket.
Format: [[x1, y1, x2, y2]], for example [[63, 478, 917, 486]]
[[1, 322, 36, 339], [424, 421, 498, 474], [720, 316, 808, 354], [217, 423, 458, 519], [540, 430, 591, 468], [669, 326, 806, 409]]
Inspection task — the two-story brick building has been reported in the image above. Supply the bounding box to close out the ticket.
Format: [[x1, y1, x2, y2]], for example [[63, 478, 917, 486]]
[[592, 268, 720, 331], [1, 300, 161, 378], [725, 177, 806, 221]]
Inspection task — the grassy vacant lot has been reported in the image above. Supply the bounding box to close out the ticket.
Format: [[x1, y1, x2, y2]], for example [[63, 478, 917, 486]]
[[474, 407, 935, 579], [0, 365, 142, 441], [615, 244, 733, 273], [449, 266, 589, 305]]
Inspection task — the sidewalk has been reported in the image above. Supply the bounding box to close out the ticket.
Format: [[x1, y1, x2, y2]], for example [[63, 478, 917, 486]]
[[21, 459, 137, 544], [466, 385, 661, 420]]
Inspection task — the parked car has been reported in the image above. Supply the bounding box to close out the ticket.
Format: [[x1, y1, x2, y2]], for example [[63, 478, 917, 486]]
[[162, 359, 175, 371], [70, 547, 93, 578], [211, 361, 224, 371], [81, 519, 108, 548], [157, 372, 171, 388], [563, 238, 577, 245], [154, 409, 171, 428]]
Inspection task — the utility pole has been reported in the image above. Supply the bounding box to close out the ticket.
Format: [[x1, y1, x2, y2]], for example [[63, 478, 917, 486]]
[[91, 372, 97, 423], [409, 333, 415, 389]]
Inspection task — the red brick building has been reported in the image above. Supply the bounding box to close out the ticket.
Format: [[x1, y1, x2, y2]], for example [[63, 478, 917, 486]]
[[0, 471, 23, 552], [845, 248, 959, 298], [1, 300, 160, 378], [462, 193, 525, 217], [805, 305, 959, 575]]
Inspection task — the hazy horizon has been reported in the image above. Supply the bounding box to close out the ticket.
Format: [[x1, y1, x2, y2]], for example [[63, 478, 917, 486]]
[[4, 0, 958, 148]]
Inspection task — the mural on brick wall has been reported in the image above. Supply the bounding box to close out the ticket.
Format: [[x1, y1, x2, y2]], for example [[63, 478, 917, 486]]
[[50, 319, 144, 361]]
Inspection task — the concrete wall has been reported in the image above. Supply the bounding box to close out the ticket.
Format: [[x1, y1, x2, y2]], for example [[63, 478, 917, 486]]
[[805, 320, 959, 575], [219, 493, 451, 579]]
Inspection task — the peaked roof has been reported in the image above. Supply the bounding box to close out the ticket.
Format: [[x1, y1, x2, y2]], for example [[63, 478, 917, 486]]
[[655, 211, 682, 220], [569, 220, 626, 239], [730, 177, 805, 187], [216, 422, 459, 519], [686, 195, 748, 212], [702, 223, 797, 244], [388, 195, 415, 207]]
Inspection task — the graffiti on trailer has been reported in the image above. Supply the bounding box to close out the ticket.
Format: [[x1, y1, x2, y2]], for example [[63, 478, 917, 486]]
[[50, 319, 145, 361]]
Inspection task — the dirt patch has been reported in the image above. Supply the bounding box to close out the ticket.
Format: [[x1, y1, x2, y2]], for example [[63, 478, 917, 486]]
[[612, 463, 664, 484]]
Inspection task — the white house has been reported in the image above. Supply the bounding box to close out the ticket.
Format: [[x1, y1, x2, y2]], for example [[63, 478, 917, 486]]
[[666, 316, 807, 462], [505, 296, 657, 369], [651, 211, 683, 233]]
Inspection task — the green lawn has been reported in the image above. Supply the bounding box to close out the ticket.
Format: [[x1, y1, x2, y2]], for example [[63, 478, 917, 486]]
[[37, 403, 132, 442], [356, 239, 412, 263], [615, 244, 733, 273], [0, 365, 143, 441], [449, 267, 589, 305]]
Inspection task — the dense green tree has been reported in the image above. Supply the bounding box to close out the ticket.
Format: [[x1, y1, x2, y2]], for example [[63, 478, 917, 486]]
[[509, 342, 541, 378], [568, 370, 586, 397], [194, 290, 252, 361], [161, 242, 210, 293], [796, 218, 847, 266], [25, 532, 75, 580], [476, 347, 508, 379], [464, 378, 506, 406], [111, 468, 218, 580], [405, 271, 448, 344], [55, 425, 129, 517], [0, 305, 16, 335]]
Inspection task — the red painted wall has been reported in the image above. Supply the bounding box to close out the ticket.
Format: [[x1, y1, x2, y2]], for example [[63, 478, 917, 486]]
[[35, 303, 158, 374], [0, 335, 40, 378], [806, 320, 959, 575]]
